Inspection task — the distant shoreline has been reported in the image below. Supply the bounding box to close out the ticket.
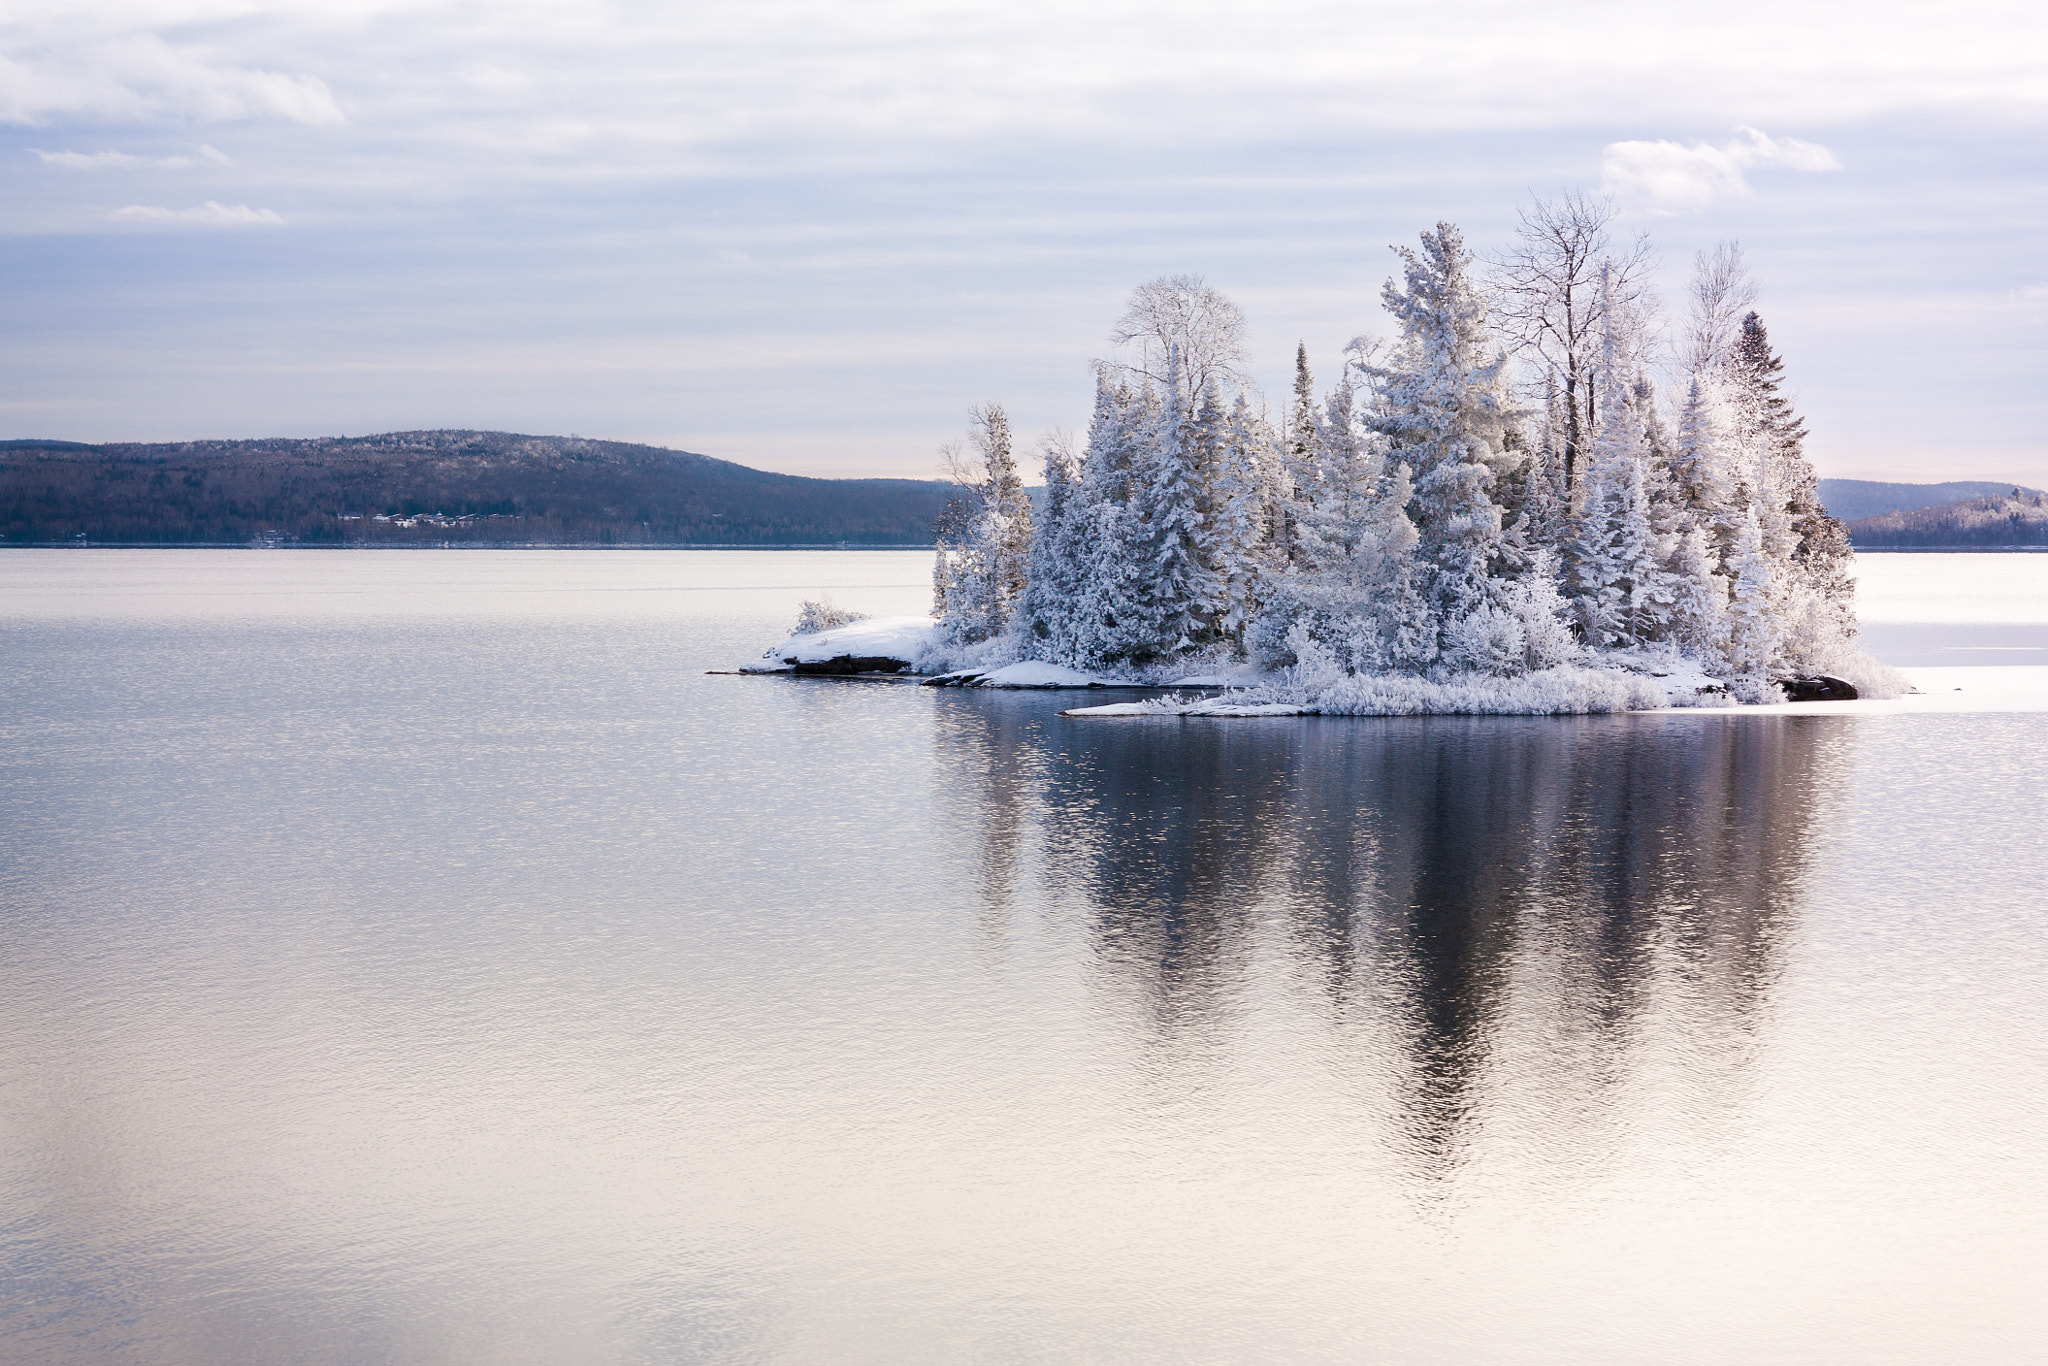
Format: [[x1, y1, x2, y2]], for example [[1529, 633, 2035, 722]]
[[14, 543, 2047, 553], [0, 542, 939, 551]]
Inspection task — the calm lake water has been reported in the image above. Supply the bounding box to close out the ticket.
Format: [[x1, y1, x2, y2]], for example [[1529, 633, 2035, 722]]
[[3, 550, 2047, 1363]]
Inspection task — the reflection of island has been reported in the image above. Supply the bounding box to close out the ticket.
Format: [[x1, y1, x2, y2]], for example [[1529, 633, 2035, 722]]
[[935, 700, 1847, 1184]]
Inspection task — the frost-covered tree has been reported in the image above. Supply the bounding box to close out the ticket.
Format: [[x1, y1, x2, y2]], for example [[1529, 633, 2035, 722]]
[[1017, 431, 1082, 650], [1490, 190, 1656, 490], [1682, 240, 1758, 381], [931, 402, 1032, 644], [1058, 375, 1160, 669], [1728, 312, 1853, 619], [1109, 274, 1251, 410], [1209, 393, 1270, 644], [1135, 346, 1221, 652], [1252, 360, 1424, 672], [1366, 221, 1520, 648], [1725, 501, 1781, 683]]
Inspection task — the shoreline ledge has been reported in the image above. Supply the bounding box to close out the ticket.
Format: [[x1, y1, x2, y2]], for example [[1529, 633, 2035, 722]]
[[728, 615, 1890, 713]]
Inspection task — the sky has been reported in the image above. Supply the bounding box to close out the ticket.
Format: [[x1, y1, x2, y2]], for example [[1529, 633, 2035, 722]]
[[2, 0, 2044, 483]]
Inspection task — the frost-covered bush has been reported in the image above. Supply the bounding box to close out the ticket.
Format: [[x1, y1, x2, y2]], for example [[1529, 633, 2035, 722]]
[[793, 599, 868, 635], [1441, 606, 1527, 676], [1509, 551, 1581, 671], [1308, 666, 1668, 716], [1282, 621, 1347, 698]]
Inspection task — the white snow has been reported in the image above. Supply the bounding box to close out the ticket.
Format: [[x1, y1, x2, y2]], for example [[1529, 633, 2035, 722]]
[[1063, 664, 2048, 719], [1666, 665, 2048, 716], [1166, 663, 1265, 687], [742, 615, 937, 672], [973, 661, 1107, 689], [1065, 666, 1668, 718]]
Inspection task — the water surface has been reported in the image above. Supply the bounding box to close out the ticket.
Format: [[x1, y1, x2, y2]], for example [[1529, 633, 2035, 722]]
[[3, 550, 2046, 1363]]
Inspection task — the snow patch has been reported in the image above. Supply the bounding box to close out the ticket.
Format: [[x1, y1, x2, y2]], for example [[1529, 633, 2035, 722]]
[[742, 615, 937, 673], [1066, 665, 1669, 718], [975, 661, 1108, 689]]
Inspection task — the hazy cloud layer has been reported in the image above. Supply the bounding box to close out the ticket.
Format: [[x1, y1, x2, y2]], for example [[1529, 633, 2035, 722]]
[[111, 200, 281, 226], [0, 1, 2044, 482], [36, 144, 227, 169]]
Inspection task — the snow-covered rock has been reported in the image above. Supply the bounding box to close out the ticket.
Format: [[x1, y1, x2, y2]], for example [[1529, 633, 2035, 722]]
[[743, 615, 938, 674], [924, 660, 1110, 688], [974, 661, 1107, 689]]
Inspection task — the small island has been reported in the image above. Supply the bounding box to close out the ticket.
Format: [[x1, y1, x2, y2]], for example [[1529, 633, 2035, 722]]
[[748, 206, 1903, 716]]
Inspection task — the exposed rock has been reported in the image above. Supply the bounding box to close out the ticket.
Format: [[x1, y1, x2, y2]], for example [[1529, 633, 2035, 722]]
[[1779, 675, 1859, 702], [789, 655, 910, 676]]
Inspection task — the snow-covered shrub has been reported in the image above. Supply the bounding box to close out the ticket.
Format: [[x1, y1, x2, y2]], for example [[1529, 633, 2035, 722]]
[[1509, 552, 1580, 671], [1282, 620, 1347, 699], [1441, 606, 1527, 676], [1308, 666, 1668, 716], [793, 599, 868, 635]]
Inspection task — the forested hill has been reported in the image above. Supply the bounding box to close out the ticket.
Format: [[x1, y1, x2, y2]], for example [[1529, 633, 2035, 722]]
[[1816, 478, 2043, 523], [0, 432, 957, 546], [1847, 489, 2048, 549]]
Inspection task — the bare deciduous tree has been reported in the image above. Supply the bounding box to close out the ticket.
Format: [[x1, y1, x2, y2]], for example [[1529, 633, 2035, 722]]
[[1105, 273, 1250, 406], [1489, 190, 1654, 491], [1682, 240, 1758, 378]]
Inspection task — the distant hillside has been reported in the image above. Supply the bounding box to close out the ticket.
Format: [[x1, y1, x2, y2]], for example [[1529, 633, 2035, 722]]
[[1848, 489, 2048, 549], [0, 431, 958, 546], [1817, 478, 2043, 524]]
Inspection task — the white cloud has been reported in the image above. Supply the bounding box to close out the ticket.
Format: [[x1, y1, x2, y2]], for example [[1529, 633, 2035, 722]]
[[1600, 127, 1841, 214], [112, 200, 283, 226], [34, 144, 228, 170], [0, 35, 343, 127]]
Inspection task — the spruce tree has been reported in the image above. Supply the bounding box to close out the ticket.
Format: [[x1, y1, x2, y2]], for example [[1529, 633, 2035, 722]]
[[1729, 311, 1854, 636], [1017, 436, 1080, 651], [931, 403, 1032, 644], [1137, 346, 1220, 653], [1365, 221, 1518, 645]]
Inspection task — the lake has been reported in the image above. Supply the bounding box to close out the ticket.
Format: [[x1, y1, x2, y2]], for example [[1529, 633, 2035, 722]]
[[3, 549, 2046, 1363]]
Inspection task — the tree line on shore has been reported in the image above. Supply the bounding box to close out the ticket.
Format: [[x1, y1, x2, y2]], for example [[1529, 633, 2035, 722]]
[[931, 194, 1862, 692], [0, 431, 956, 547]]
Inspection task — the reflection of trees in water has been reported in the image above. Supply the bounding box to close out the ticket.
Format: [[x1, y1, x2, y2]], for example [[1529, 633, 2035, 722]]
[[939, 702, 1849, 1181]]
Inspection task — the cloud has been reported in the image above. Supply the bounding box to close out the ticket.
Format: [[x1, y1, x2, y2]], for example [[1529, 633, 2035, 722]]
[[1600, 127, 1841, 214], [35, 144, 229, 170], [111, 200, 283, 227], [0, 36, 343, 127]]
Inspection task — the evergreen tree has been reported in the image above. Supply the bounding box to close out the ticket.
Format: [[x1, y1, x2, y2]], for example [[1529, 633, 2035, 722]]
[[1365, 221, 1519, 647], [1725, 501, 1782, 680], [931, 403, 1032, 644], [1136, 345, 1221, 652], [1064, 377, 1158, 669], [1017, 434, 1081, 651], [1278, 341, 1320, 568], [1209, 394, 1269, 645], [1728, 311, 1854, 641]]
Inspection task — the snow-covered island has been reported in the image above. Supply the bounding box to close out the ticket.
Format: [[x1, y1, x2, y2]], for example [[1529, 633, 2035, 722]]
[[743, 207, 1904, 717]]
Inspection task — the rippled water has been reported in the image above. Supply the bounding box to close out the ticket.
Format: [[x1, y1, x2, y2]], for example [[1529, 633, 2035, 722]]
[[4, 550, 2047, 1363]]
